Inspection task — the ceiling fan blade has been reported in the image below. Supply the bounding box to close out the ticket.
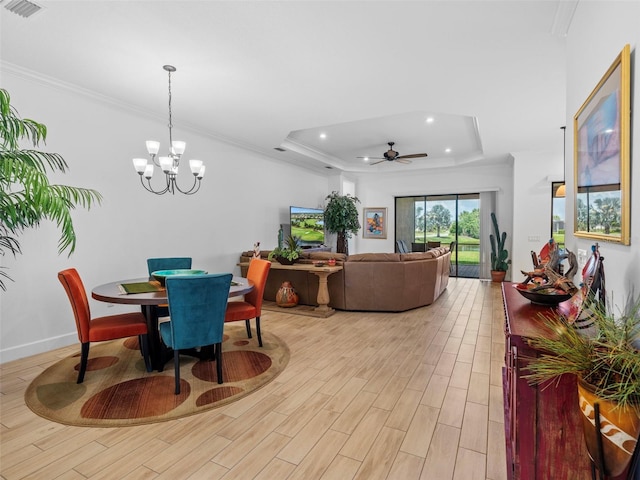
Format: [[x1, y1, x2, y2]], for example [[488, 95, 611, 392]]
[[395, 158, 412, 164], [396, 153, 428, 159], [369, 159, 389, 166], [357, 156, 384, 160]]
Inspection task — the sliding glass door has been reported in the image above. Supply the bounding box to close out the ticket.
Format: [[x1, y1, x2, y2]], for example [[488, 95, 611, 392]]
[[395, 193, 480, 278]]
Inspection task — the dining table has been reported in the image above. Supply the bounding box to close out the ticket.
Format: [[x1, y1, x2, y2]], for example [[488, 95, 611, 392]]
[[92, 275, 254, 370]]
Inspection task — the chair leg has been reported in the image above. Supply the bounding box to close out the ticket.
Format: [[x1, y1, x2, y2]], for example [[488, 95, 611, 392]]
[[77, 342, 90, 384], [215, 342, 223, 384], [245, 319, 252, 338], [256, 316, 263, 347], [173, 350, 181, 395], [140, 334, 152, 372]]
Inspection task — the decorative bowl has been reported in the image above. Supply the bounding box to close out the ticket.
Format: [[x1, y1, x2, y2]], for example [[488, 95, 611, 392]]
[[514, 283, 573, 306], [151, 269, 207, 287], [314, 261, 326, 267]]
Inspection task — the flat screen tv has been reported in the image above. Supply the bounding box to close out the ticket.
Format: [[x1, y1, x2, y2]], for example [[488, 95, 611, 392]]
[[290, 206, 325, 246]]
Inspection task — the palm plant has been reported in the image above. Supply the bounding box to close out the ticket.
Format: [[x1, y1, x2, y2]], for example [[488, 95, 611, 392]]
[[0, 88, 102, 290], [525, 298, 640, 408]]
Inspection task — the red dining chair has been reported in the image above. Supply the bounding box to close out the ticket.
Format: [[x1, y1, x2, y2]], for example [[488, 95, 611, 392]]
[[58, 268, 152, 383], [224, 258, 271, 347]]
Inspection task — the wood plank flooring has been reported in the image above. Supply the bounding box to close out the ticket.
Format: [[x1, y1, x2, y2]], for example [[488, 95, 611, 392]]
[[0, 278, 507, 480]]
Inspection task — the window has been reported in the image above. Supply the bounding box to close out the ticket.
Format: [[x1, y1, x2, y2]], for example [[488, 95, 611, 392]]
[[551, 182, 565, 248]]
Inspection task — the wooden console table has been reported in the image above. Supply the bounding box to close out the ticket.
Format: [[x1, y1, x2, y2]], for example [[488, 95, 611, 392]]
[[502, 282, 593, 479], [239, 262, 342, 317]]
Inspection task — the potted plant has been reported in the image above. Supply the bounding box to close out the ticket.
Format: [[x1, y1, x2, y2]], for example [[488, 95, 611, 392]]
[[489, 212, 510, 282], [268, 233, 302, 265], [0, 88, 102, 290], [323, 191, 360, 255], [524, 300, 640, 477]]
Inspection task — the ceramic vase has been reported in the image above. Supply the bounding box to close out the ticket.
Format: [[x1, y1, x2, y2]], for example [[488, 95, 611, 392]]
[[577, 377, 640, 477], [276, 281, 299, 308]]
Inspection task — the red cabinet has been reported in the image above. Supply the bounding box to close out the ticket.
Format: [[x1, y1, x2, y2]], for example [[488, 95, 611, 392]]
[[502, 282, 593, 479]]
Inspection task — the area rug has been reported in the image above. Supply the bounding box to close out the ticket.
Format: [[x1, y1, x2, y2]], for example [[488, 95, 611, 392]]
[[25, 326, 289, 427]]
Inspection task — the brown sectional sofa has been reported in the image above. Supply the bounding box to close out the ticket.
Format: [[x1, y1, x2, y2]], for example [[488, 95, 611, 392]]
[[239, 247, 451, 312]]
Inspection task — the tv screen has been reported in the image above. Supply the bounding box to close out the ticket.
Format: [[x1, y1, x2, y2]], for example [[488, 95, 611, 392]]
[[290, 206, 325, 246]]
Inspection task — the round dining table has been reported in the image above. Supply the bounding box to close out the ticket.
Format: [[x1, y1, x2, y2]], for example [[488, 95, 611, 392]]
[[92, 276, 253, 370]]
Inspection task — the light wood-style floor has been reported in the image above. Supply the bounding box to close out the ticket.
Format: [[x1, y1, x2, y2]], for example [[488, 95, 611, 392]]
[[1, 278, 507, 480]]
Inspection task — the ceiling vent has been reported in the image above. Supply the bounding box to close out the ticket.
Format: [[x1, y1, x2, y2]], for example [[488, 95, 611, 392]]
[[4, 0, 42, 18]]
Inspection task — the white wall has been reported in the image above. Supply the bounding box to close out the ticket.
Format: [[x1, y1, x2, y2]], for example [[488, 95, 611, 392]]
[[0, 72, 329, 361], [511, 150, 564, 281], [564, 2, 640, 307]]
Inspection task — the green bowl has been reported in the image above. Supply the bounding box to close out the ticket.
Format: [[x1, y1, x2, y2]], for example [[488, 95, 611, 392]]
[[151, 269, 207, 286]]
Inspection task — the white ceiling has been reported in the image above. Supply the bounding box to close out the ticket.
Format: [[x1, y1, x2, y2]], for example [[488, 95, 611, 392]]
[[0, 0, 572, 174]]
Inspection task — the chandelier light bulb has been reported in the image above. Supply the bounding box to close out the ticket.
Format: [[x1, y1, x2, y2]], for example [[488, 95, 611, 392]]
[[197, 165, 206, 179], [172, 141, 186, 156], [189, 159, 203, 175], [132, 158, 148, 174], [146, 141, 160, 156], [144, 164, 154, 179], [159, 156, 172, 172]]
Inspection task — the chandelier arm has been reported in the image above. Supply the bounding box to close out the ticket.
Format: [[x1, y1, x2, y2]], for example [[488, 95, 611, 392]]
[[139, 174, 171, 195], [173, 176, 201, 195]]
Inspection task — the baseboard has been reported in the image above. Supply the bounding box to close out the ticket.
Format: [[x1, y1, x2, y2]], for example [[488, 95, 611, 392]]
[[0, 332, 76, 364]]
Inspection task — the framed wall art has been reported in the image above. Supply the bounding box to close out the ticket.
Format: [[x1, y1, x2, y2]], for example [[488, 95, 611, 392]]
[[363, 207, 387, 239], [574, 44, 631, 245]]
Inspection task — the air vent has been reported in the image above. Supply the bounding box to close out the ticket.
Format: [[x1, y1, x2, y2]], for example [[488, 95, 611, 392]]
[[325, 166, 333, 169], [4, 0, 42, 18], [273, 147, 286, 152]]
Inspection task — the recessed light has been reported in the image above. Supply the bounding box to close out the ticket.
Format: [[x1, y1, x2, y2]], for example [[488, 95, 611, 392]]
[[445, 148, 452, 153], [363, 157, 369, 162], [426, 117, 434, 123], [319, 133, 327, 139]]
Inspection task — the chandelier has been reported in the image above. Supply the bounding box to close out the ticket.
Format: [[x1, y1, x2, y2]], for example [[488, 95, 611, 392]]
[[132, 65, 205, 195]]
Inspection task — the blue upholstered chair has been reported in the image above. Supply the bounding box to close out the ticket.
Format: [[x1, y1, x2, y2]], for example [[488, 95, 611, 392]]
[[147, 257, 192, 317], [160, 273, 232, 394], [147, 257, 192, 276]]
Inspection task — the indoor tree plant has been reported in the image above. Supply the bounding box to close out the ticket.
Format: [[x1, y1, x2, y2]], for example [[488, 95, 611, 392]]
[[489, 212, 510, 282], [324, 191, 360, 255], [0, 88, 102, 290], [524, 299, 640, 477], [268, 233, 302, 265]]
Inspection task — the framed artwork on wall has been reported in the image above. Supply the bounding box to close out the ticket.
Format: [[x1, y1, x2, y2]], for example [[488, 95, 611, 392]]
[[363, 207, 387, 239], [574, 44, 631, 245]]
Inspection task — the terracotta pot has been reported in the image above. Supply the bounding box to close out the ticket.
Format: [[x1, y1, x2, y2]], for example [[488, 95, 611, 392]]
[[276, 281, 299, 308], [577, 377, 640, 477], [491, 270, 506, 282]]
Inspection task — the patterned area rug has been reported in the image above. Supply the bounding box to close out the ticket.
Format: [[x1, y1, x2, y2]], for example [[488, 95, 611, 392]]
[[25, 326, 289, 427]]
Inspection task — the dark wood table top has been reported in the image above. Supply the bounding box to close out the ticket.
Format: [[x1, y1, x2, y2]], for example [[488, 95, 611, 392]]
[[92, 276, 253, 305]]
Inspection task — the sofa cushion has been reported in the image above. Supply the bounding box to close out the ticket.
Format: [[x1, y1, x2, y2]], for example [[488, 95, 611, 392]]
[[400, 251, 437, 261], [347, 253, 402, 262], [301, 252, 347, 262]]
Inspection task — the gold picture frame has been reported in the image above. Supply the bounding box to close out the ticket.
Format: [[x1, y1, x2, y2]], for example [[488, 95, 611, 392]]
[[574, 44, 631, 245], [363, 207, 387, 239]]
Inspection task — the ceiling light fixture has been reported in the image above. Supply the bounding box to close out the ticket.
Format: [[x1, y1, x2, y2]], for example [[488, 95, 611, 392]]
[[132, 65, 205, 195]]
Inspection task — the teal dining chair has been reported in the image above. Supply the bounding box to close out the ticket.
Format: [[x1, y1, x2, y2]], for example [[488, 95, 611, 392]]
[[146, 257, 192, 318], [147, 257, 192, 276], [160, 273, 232, 394]]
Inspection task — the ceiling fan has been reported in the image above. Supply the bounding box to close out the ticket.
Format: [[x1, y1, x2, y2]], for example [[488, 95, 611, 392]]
[[358, 142, 428, 165]]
